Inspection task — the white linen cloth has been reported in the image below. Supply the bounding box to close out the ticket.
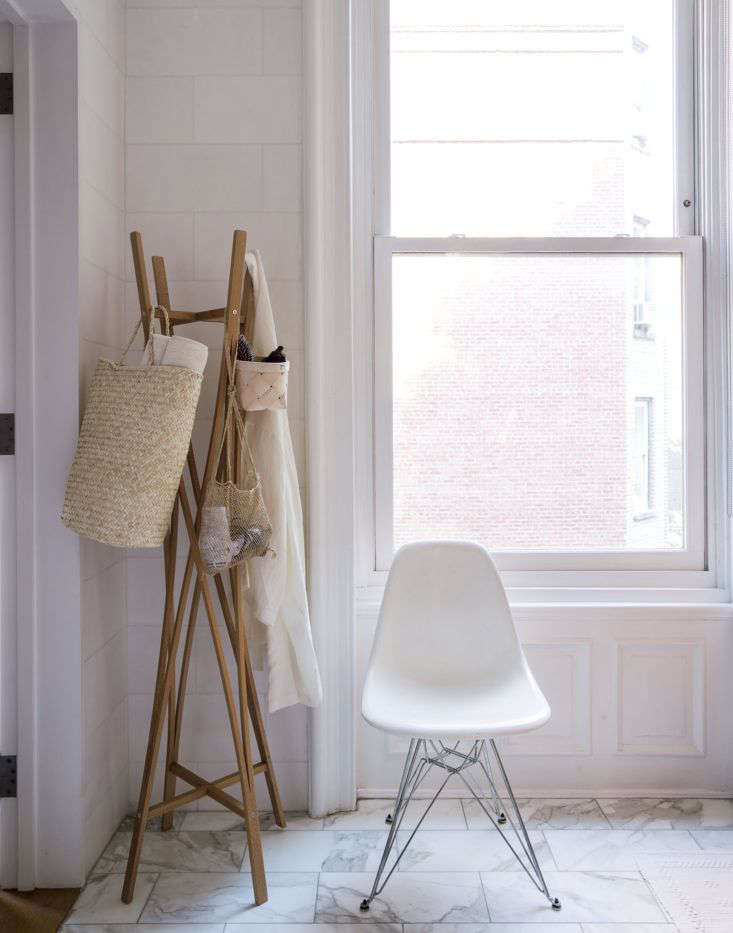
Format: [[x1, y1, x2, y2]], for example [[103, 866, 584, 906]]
[[243, 250, 322, 712]]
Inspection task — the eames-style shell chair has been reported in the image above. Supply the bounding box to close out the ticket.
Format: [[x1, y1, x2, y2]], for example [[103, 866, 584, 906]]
[[360, 540, 561, 913]]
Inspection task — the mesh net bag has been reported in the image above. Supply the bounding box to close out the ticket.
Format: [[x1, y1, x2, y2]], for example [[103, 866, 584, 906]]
[[198, 352, 273, 575]]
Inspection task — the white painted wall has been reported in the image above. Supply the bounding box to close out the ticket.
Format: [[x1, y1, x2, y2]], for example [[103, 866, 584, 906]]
[[124, 0, 308, 814], [72, 0, 129, 875]]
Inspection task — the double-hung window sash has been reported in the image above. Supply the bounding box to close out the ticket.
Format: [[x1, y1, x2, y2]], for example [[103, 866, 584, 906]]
[[372, 0, 706, 586]]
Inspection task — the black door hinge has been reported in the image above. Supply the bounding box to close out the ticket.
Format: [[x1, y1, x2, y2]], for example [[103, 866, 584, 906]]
[[0, 756, 17, 798], [0, 413, 14, 455], [0, 74, 12, 115]]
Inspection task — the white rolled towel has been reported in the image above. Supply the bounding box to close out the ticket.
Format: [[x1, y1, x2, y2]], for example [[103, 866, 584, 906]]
[[137, 333, 208, 375]]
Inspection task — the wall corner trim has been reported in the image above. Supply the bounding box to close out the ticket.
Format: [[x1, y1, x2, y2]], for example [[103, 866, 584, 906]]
[[304, 0, 357, 817]]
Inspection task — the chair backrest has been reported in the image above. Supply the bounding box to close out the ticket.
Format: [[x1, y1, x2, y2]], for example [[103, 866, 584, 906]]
[[367, 541, 525, 688]]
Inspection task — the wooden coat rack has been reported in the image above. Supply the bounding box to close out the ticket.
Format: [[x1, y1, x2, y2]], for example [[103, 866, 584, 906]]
[[122, 229, 284, 905]]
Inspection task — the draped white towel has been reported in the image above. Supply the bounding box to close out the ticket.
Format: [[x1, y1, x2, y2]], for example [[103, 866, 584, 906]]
[[242, 250, 322, 712]]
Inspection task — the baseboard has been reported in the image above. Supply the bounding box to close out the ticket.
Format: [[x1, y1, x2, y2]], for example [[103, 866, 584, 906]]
[[358, 787, 733, 799]]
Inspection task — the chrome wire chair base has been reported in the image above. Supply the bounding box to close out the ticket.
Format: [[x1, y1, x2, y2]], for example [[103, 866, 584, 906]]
[[359, 737, 561, 913]]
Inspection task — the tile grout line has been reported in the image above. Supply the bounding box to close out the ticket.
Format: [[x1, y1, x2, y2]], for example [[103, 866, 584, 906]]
[[135, 870, 160, 923], [477, 866, 493, 923]]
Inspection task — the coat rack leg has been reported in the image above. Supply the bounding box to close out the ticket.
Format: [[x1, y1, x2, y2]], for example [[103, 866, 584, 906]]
[[178, 488, 269, 904], [233, 566, 268, 897], [230, 427, 286, 830], [153, 253, 180, 833], [172, 575, 200, 756], [161, 500, 179, 831], [122, 524, 196, 903]]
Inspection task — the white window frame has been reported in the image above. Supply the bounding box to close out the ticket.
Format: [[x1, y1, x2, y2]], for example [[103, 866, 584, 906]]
[[374, 235, 704, 576], [357, 0, 728, 596]]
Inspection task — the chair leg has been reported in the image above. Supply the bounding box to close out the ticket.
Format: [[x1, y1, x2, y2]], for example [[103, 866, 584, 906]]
[[360, 738, 438, 911], [361, 738, 561, 913], [485, 739, 561, 911], [477, 741, 506, 823]]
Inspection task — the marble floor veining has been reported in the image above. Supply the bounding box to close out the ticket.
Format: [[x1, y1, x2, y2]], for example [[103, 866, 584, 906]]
[[62, 797, 733, 931]]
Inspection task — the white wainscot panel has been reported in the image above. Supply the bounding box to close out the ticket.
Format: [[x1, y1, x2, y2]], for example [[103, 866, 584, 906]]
[[616, 641, 705, 756], [501, 643, 591, 756]]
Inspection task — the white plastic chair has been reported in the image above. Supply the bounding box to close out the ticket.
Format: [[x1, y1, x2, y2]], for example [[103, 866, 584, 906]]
[[360, 540, 561, 913]]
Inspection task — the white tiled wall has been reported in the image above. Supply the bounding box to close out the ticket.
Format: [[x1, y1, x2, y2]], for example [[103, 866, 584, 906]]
[[74, 0, 129, 874], [124, 0, 307, 815]]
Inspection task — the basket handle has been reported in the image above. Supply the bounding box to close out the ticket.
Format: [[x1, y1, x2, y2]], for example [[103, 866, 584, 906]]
[[118, 305, 171, 366], [212, 335, 259, 482]]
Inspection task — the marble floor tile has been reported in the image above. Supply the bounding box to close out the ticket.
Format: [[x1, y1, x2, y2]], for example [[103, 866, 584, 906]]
[[463, 798, 610, 830], [178, 810, 323, 831], [64, 873, 158, 924], [691, 829, 733, 850], [260, 829, 392, 871], [325, 797, 466, 831], [581, 926, 678, 932], [91, 831, 246, 874], [226, 926, 401, 932], [179, 811, 249, 832], [480, 871, 667, 924], [117, 813, 186, 832], [403, 924, 582, 932], [395, 828, 555, 872], [140, 871, 318, 924], [316, 871, 489, 924], [598, 797, 733, 829], [403, 925, 582, 933], [545, 829, 699, 870], [62, 926, 224, 933], [259, 809, 325, 831]]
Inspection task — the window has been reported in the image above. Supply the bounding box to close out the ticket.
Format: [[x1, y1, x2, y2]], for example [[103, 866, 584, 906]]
[[372, 0, 705, 583]]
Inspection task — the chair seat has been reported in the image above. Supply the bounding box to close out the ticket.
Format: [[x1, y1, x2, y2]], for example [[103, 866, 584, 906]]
[[362, 668, 550, 739]]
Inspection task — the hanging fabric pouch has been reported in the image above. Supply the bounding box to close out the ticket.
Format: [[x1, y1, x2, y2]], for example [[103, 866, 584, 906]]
[[235, 358, 289, 411], [62, 308, 203, 548], [199, 350, 273, 575]]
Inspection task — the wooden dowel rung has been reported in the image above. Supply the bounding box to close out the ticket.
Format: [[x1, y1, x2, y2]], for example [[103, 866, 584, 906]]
[[169, 763, 248, 819], [170, 763, 241, 792], [147, 786, 208, 817], [155, 308, 226, 324]]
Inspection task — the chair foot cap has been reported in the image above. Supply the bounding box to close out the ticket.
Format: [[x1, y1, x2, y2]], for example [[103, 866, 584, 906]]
[[360, 899, 370, 912], [551, 898, 562, 911], [385, 814, 392, 824], [497, 813, 507, 824]]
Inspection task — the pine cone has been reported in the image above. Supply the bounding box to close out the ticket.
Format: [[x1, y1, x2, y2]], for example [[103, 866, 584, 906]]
[[237, 335, 253, 361]]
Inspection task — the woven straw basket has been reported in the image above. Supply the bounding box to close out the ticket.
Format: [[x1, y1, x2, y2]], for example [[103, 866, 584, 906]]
[[62, 316, 203, 548], [235, 359, 289, 411]]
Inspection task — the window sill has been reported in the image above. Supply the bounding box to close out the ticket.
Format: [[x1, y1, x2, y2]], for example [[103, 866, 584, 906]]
[[356, 583, 733, 619]]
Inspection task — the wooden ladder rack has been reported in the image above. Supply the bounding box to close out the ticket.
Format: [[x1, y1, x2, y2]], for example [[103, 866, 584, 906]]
[[122, 229, 284, 906]]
